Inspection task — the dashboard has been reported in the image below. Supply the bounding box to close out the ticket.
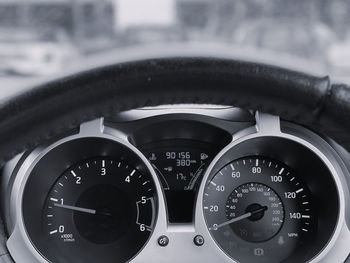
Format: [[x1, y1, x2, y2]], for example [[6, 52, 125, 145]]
[[2, 106, 350, 263]]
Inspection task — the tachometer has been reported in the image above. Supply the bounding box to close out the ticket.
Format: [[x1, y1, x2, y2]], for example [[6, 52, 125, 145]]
[[203, 156, 315, 263], [42, 157, 156, 263]]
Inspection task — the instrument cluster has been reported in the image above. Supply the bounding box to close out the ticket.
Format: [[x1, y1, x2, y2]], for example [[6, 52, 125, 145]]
[[2, 107, 349, 263]]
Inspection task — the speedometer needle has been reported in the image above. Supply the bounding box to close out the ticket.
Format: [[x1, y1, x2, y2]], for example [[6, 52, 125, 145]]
[[210, 206, 267, 230], [54, 203, 97, 215]]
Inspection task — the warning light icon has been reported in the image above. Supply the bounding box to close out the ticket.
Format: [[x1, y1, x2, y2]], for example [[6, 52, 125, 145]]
[[201, 153, 208, 160], [278, 236, 285, 245]]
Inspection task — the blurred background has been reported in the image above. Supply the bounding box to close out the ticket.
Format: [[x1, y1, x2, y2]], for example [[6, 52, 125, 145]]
[[0, 0, 350, 95]]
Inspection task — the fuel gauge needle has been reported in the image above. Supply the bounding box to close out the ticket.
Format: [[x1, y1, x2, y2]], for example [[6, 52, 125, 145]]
[[54, 203, 96, 215]]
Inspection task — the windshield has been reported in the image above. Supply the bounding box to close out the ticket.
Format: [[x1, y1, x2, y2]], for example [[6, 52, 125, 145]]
[[1, 0, 349, 95]]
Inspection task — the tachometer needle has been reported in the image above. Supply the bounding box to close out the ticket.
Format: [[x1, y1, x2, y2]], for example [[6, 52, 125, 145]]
[[54, 203, 96, 215], [210, 206, 267, 230]]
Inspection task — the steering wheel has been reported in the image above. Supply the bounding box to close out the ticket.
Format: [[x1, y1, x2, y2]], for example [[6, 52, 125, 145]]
[[0, 57, 349, 263]]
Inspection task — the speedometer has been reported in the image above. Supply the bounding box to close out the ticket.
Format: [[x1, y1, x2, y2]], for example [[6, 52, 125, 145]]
[[203, 156, 315, 263], [224, 182, 284, 243]]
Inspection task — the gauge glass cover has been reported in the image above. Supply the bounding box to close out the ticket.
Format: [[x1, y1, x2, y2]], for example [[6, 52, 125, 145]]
[[203, 156, 315, 263]]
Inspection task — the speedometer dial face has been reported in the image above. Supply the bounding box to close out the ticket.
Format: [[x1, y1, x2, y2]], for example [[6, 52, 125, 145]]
[[225, 183, 284, 243], [203, 156, 315, 263], [42, 157, 156, 263]]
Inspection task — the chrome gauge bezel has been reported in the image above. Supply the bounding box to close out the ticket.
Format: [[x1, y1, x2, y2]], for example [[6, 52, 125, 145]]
[[195, 113, 350, 263], [5, 111, 350, 263], [6, 119, 167, 263]]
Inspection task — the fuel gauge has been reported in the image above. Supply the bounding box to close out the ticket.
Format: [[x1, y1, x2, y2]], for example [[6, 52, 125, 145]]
[[142, 140, 215, 223]]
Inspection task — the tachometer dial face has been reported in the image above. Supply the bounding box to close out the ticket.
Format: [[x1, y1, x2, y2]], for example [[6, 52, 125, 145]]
[[203, 156, 315, 263], [42, 157, 156, 263]]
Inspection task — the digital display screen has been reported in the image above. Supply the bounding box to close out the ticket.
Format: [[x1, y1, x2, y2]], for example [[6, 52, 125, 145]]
[[143, 141, 214, 223], [148, 149, 210, 191]]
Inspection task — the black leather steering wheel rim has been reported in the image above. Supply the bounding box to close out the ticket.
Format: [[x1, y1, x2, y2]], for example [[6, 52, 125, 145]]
[[1, 57, 349, 169], [0, 57, 350, 262]]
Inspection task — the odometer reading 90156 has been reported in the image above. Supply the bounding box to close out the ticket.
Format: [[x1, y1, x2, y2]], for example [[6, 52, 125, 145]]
[[203, 156, 315, 263], [43, 157, 156, 263]]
